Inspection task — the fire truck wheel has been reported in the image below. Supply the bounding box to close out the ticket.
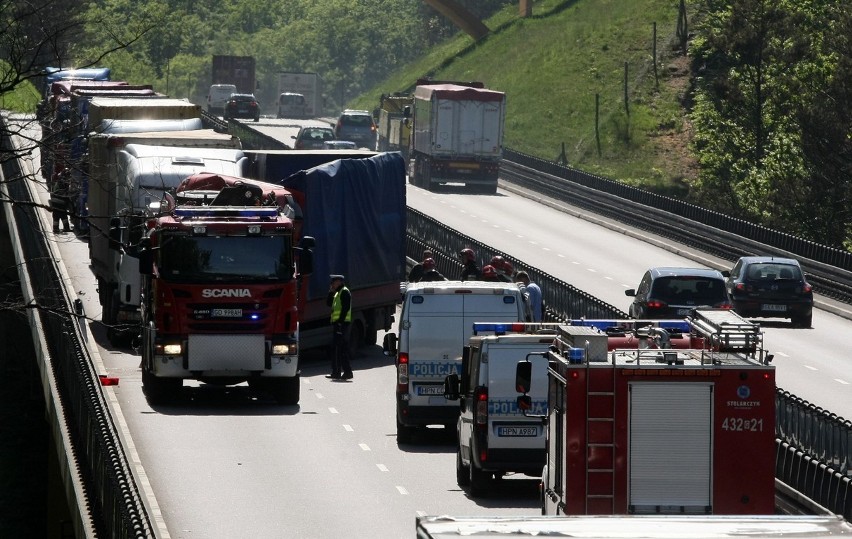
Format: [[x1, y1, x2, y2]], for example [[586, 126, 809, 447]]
[[396, 419, 416, 445], [142, 368, 181, 404], [456, 447, 470, 487], [469, 462, 491, 497], [270, 376, 300, 405]]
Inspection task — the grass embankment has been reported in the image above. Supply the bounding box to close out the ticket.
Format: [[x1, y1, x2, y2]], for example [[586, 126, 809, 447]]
[[353, 0, 697, 195]]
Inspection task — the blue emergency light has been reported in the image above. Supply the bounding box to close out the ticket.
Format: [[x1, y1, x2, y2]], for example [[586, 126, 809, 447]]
[[472, 322, 528, 335]]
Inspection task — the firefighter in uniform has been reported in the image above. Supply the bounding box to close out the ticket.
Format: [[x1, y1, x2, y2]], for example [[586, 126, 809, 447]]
[[326, 274, 354, 380]]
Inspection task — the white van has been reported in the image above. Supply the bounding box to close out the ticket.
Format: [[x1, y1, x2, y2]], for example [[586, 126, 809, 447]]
[[207, 84, 237, 115], [384, 281, 531, 443], [277, 92, 307, 119], [444, 322, 558, 496]]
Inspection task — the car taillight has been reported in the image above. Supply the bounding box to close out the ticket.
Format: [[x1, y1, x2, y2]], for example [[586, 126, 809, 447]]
[[803, 283, 813, 293], [647, 299, 667, 309], [474, 387, 488, 462], [734, 282, 748, 292], [715, 301, 733, 309], [397, 352, 409, 393]]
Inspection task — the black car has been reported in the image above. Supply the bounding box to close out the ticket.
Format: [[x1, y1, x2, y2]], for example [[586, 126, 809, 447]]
[[334, 109, 377, 149], [626, 267, 732, 319], [223, 93, 260, 122], [723, 256, 813, 327]]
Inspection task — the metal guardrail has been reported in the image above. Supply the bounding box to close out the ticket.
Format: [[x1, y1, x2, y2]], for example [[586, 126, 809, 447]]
[[502, 149, 852, 304], [1, 116, 155, 538]]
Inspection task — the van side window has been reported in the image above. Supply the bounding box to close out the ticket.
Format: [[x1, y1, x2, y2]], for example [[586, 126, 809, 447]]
[[468, 349, 481, 393]]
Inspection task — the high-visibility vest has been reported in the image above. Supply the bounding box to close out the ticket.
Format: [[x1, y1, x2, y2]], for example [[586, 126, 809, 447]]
[[330, 287, 352, 322]]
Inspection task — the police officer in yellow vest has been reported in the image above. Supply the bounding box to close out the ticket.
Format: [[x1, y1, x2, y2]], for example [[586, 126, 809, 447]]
[[326, 274, 354, 380]]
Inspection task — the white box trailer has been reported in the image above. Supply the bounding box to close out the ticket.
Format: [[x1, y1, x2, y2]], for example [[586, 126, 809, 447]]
[[86, 97, 201, 132], [410, 84, 506, 193], [277, 72, 322, 117]]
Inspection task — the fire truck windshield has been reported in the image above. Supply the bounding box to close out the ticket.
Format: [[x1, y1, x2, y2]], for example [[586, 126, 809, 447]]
[[157, 235, 293, 282]]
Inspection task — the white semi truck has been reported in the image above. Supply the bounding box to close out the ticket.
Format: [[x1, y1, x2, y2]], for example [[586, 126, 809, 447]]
[[87, 128, 245, 344]]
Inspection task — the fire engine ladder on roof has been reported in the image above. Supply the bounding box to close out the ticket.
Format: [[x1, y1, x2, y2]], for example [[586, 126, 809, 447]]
[[584, 355, 616, 513]]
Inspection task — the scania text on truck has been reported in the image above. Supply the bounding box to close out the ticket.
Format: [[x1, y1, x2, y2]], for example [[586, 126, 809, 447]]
[[137, 173, 313, 404], [516, 309, 776, 516], [408, 83, 506, 194], [383, 280, 531, 444], [86, 128, 245, 344], [443, 322, 562, 496]]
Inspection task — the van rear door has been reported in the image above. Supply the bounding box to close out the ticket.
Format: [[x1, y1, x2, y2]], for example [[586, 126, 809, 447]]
[[462, 291, 524, 335], [406, 295, 464, 409]]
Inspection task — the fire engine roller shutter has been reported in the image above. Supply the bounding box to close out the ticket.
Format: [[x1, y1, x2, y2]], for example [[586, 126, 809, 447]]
[[628, 382, 712, 513]]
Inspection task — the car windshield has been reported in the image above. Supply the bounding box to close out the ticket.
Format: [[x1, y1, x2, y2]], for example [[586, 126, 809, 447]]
[[746, 263, 801, 280], [651, 276, 725, 303]]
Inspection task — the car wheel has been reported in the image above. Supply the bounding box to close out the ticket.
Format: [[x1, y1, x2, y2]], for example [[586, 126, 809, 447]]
[[792, 313, 812, 328], [456, 446, 470, 487], [469, 461, 491, 497]]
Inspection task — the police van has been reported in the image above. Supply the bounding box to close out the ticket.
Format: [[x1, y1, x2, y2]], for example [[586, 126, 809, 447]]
[[443, 322, 558, 496], [384, 281, 530, 444]]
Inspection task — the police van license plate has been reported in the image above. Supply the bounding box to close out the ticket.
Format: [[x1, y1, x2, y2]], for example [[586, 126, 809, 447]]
[[416, 384, 444, 396], [212, 308, 242, 318], [498, 426, 537, 437], [762, 304, 786, 312]]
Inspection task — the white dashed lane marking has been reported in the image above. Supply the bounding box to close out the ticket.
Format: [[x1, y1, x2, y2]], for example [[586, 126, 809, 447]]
[[376, 464, 389, 472], [343, 424, 354, 432], [396, 486, 409, 495], [359, 443, 371, 451], [328, 407, 338, 414], [835, 379, 849, 385]]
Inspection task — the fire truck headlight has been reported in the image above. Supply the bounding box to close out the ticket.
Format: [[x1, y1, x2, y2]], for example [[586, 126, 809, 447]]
[[163, 343, 182, 355], [273, 343, 297, 355], [247, 225, 262, 235], [192, 225, 206, 235]]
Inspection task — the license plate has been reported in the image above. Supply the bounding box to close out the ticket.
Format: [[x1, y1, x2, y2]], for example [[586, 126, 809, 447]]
[[762, 304, 787, 312], [498, 426, 538, 437], [416, 384, 444, 396], [212, 308, 242, 318], [676, 308, 692, 315]]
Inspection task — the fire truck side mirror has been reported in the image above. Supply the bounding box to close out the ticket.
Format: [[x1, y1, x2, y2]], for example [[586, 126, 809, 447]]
[[515, 361, 532, 394], [403, 105, 411, 118], [443, 373, 460, 401], [298, 236, 315, 275], [138, 243, 153, 276]]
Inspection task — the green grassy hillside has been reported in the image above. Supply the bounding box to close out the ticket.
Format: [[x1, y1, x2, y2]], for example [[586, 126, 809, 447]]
[[353, 0, 696, 195]]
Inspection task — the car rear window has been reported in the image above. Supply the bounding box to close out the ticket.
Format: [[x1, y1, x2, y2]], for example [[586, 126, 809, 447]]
[[746, 263, 801, 280], [651, 276, 726, 303], [342, 115, 373, 126]]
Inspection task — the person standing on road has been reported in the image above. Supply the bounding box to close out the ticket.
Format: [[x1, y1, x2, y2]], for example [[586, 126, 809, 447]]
[[326, 274, 354, 380], [50, 167, 72, 233], [516, 271, 543, 322], [458, 248, 481, 281], [408, 249, 433, 283]]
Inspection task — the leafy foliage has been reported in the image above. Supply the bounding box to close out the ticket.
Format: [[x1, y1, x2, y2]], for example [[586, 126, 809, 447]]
[[689, 0, 851, 248]]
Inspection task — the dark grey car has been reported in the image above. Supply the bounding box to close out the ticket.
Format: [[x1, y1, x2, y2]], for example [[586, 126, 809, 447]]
[[334, 109, 377, 150], [626, 267, 732, 319]]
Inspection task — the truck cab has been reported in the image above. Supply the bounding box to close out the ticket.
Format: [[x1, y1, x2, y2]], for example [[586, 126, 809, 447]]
[[444, 322, 560, 496]]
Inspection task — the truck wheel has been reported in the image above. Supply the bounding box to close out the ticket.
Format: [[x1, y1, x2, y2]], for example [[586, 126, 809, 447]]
[[349, 320, 365, 357], [142, 367, 181, 405], [456, 446, 470, 487], [106, 291, 123, 346], [270, 376, 300, 405], [397, 419, 416, 445], [469, 462, 491, 497]]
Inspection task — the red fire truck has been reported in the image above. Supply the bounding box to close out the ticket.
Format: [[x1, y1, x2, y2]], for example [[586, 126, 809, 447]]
[[137, 173, 313, 405], [516, 309, 776, 516]]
